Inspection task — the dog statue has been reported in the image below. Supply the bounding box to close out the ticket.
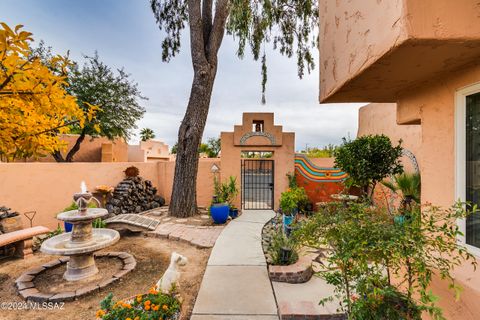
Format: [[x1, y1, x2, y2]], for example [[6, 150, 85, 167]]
[[155, 252, 188, 294]]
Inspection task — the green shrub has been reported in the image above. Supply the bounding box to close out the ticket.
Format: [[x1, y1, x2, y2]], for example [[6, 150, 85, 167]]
[[296, 201, 476, 319], [334, 135, 403, 200], [279, 187, 308, 215]]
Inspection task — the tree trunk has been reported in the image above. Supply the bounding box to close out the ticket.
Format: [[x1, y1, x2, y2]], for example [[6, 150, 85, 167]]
[[168, 0, 228, 217], [169, 66, 216, 217], [51, 128, 87, 163]]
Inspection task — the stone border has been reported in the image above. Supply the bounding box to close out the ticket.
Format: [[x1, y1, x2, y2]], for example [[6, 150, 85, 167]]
[[269, 254, 314, 283], [15, 252, 136, 303]]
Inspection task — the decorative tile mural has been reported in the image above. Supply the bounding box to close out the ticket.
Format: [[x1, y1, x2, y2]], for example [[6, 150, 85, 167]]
[[294, 154, 347, 206]]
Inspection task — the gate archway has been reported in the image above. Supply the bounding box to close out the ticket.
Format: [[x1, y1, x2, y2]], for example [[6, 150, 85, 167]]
[[220, 113, 295, 210]]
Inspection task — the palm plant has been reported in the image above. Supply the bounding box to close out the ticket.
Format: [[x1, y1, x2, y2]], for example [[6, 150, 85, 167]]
[[140, 128, 155, 141], [382, 172, 421, 211]]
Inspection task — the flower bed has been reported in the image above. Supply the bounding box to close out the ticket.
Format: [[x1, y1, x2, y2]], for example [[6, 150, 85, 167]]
[[96, 287, 181, 320]]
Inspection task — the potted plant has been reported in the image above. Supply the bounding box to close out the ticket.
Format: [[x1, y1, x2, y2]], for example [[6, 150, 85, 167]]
[[210, 195, 229, 224], [225, 176, 239, 219], [279, 188, 298, 229], [210, 176, 239, 224]]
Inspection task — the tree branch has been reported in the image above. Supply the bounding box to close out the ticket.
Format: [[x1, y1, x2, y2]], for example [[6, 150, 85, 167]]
[[188, 0, 208, 69], [206, 0, 229, 63]]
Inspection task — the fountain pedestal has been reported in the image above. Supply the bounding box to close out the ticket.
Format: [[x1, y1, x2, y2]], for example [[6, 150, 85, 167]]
[[41, 192, 120, 281]]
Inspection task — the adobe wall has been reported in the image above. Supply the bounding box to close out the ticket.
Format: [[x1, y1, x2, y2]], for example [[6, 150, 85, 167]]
[[319, 0, 407, 101], [0, 159, 217, 230], [25, 135, 129, 163], [362, 66, 480, 319], [294, 155, 346, 207], [220, 132, 295, 210]]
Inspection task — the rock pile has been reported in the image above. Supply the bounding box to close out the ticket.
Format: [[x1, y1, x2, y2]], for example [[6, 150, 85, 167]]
[[106, 177, 165, 215]]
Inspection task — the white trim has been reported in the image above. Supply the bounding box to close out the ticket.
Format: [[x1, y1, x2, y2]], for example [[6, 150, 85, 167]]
[[455, 81, 480, 257]]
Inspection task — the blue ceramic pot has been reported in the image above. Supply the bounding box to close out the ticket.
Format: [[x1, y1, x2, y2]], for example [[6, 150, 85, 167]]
[[394, 215, 405, 226], [229, 208, 239, 219], [64, 222, 73, 232], [211, 203, 230, 224], [283, 214, 293, 226]]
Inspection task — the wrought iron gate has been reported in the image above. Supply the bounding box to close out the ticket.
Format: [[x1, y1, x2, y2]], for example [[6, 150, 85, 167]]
[[241, 160, 274, 210]]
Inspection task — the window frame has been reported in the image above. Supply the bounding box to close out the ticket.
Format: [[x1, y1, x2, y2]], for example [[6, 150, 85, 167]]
[[455, 81, 480, 257]]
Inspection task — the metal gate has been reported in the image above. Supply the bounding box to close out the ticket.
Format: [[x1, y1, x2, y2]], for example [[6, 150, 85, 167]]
[[241, 160, 274, 210]]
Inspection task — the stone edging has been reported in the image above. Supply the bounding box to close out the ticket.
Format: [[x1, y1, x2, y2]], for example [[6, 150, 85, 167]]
[[15, 252, 136, 303], [268, 254, 314, 283]]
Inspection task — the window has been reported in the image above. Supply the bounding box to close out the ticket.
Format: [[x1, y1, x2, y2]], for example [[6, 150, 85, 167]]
[[252, 120, 264, 132], [466, 92, 480, 248], [456, 83, 480, 254]]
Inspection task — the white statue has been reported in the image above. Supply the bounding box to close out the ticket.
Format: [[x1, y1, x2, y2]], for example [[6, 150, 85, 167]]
[[156, 252, 188, 294]]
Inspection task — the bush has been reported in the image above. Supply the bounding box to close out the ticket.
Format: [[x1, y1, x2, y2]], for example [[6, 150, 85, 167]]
[[279, 187, 308, 215], [296, 201, 476, 319], [334, 135, 403, 200], [96, 288, 181, 320]]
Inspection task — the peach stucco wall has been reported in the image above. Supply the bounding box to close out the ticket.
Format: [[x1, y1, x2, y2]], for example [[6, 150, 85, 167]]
[[321, 1, 480, 317], [0, 159, 217, 230], [28, 135, 129, 163], [157, 158, 219, 209], [319, 0, 480, 103], [319, 0, 407, 101], [353, 57, 480, 320]]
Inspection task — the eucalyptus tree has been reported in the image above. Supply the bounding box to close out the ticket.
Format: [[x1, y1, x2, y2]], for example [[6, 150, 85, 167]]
[[151, 0, 318, 217]]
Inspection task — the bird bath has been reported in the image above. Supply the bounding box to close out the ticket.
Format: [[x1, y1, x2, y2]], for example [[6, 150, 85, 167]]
[[41, 182, 120, 281]]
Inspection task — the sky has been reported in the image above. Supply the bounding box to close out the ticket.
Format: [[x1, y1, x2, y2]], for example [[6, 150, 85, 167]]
[[1, 0, 364, 151]]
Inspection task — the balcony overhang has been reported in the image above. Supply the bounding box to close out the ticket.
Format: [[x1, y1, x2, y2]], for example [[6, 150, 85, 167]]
[[320, 38, 480, 103]]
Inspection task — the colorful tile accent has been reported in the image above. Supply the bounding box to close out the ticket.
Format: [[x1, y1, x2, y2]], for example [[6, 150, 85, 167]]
[[294, 154, 347, 182], [294, 154, 347, 206]]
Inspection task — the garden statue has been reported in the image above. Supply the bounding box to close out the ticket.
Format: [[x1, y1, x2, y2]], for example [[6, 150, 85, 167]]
[[155, 252, 188, 294]]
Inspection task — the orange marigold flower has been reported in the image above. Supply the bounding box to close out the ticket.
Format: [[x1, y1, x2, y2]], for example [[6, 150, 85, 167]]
[[145, 305, 151, 311], [95, 309, 105, 318], [153, 305, 159, 311], [162, 304, 169, 311], [126, 318, 132, 320]]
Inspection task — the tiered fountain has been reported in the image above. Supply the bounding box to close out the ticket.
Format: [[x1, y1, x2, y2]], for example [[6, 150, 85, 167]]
[[41, 182, 120, 281]]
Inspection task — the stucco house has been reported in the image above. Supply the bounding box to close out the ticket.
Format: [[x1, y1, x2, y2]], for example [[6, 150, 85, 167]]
[[319, 0, 480, 318]]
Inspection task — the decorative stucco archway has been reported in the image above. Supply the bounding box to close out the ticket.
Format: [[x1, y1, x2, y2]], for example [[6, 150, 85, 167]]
[[220, 113, 295, 210]]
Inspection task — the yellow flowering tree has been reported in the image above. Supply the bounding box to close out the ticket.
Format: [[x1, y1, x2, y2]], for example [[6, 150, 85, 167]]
[[0, 23, 94, 162]]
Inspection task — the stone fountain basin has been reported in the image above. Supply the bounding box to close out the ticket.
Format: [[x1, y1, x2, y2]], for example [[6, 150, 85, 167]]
[[41, 228, 120, 256], [56, 208, 109, 222]]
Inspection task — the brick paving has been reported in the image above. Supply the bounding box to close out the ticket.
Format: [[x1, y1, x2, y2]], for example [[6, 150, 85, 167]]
[[147, 223, 224, 248]]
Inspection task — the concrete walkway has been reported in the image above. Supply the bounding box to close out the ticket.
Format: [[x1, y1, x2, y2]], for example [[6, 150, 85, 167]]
[[191, 210, 279, 320]]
